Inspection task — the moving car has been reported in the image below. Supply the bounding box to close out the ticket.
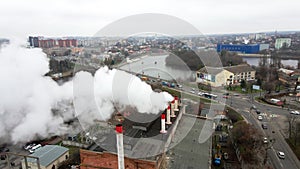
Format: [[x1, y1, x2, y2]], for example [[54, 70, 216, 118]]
[[277, 151, 285, 159], [291, 110, 300, 115], [262, 123, 268, 129], [251, 105, 257, 110]]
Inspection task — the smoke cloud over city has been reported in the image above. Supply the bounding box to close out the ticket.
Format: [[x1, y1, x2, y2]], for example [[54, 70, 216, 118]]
[[0, 41, 173, 144], [0, 40, 73, 143]]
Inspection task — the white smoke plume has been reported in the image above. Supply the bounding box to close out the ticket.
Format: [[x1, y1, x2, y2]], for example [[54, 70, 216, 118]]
[[74, 66, 174, 126], [0, 40, 174, 144], [0, 40, 73, 143]]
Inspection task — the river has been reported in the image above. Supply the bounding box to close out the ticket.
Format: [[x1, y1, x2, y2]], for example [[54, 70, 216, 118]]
[[243, 57, 299, 68], [120, 54, 193, 81], [120, 55, 299, 81]]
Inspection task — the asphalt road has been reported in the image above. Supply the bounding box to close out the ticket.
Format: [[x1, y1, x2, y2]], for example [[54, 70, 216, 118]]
[[227, 93, 300, 169], [168, 85, 300, 169], [114, 65, 300, 169]]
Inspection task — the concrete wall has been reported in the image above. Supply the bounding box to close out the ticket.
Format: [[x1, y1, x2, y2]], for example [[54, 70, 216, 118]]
[[45, 151, 69, 169]]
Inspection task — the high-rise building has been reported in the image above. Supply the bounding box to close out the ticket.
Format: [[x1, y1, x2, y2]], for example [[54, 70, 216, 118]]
[[28, 36, 78, 48], [28, 36, 39, 47], [275, 38, 291, 49]]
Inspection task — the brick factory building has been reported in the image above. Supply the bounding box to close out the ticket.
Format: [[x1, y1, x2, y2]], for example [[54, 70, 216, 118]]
[[80, 149, 161, 169]]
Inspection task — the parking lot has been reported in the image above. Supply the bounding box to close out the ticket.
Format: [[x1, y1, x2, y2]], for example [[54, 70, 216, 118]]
[[0, 143, 31, 169]]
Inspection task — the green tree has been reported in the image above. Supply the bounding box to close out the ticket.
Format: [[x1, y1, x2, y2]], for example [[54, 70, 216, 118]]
[[231, 121, 264, 165], [240, 79, 246, 89]]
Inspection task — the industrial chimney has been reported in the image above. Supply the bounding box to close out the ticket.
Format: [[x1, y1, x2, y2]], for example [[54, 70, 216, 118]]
[[171, 100, 176, 118], [160, 114, 167, 134], [174, 96, 179, 111], [116, 124, 125, 169], [166, 105, 172, 125]]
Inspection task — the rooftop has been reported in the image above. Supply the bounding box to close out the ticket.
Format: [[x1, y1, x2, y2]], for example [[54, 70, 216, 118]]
[[197, 67, 224, 75], [26, 145, 68, 167], [224, 64, 254, 73]]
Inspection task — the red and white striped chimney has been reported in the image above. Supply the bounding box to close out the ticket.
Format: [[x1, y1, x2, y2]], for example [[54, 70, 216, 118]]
[[160, 114, 167, 134], [116, 124, 125, 169], [166, 105, 172, 125], [171, 100, 176, 118], [174, 96, 179, 111]]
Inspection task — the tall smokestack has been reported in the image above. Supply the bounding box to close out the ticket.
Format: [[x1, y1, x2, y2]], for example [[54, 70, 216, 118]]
[[116, 124, 125, 169], [174, 96, 179, 111], [166, 105, 172, 125], [171, 100, 176, 118], [160, 114, 167, 134]]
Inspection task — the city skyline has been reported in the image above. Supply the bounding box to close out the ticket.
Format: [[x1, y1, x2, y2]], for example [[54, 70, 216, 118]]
[[0, 0, 300, 39]]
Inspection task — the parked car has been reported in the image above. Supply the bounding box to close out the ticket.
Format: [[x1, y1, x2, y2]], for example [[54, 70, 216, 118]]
[[29, 144, 42, 153], [161, 81, 169, 86], [277, 151, 285, 159], [177, 84, 182, 88], [257, 115, 263, 121], [24, 143, 36, 150], [256, 109, 261, 114], [0, 147, 9, 160], [263, 137, 268, 144], [223, 95, 229, 99]]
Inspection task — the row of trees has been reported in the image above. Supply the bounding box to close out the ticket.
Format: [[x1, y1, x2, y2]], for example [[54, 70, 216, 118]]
[[287, 115, 300, 146], [165, 49, 245, 71], [230, 121, 265, 167]]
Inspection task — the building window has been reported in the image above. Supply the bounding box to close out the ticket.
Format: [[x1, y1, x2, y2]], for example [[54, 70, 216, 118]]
[[66, 155, 68, 160], [52, 165, 56, 169]]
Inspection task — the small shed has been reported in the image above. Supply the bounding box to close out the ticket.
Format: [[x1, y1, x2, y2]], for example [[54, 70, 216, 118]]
[[22, 145, 69, 169]]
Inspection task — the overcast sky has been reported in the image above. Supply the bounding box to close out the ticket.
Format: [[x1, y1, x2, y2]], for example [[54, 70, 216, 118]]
[[0, 0, 299, 39]]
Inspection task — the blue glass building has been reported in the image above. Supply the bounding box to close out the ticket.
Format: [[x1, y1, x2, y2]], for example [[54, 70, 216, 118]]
[[217, 44, 260, 54]]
